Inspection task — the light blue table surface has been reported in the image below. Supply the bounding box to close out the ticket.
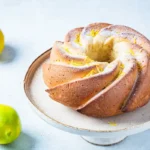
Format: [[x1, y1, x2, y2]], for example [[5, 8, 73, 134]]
[[0, 0, 150, 149]]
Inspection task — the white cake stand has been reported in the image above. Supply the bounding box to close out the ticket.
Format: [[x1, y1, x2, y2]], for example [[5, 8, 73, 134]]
[[24, 49, 150, 146]]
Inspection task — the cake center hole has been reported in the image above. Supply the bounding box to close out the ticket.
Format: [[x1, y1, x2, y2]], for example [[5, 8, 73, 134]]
[[85, 38, 114, 62]]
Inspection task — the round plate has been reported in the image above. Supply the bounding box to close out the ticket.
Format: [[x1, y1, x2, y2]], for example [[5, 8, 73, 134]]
[[24, 49, 150, 137]]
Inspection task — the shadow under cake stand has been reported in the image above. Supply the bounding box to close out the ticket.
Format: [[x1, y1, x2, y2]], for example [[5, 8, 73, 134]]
[[24, 49, 150, 146]]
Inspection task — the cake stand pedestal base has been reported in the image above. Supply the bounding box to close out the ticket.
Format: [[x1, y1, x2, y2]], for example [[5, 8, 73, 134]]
[[81, 136, 127, 146]]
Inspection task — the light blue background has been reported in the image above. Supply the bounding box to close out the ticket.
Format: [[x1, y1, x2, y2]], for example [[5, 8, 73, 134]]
[[0, 0, 150, 149]]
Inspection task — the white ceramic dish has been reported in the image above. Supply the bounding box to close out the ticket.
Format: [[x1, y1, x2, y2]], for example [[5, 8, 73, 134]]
[[24, 49, 150, 145]]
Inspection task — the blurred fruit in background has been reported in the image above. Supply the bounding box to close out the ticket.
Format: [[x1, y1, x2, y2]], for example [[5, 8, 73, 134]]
[[0, 104, 21, 144], [0, 30, 4, 54]]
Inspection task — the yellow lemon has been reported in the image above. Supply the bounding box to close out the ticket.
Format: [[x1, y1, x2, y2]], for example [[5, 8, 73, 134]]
[[0, 104, 21, 144], [0, 30, 4, 54]]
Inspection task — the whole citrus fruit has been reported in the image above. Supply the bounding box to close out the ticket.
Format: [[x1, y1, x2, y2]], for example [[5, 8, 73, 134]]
[[0, 104, 21, 144]]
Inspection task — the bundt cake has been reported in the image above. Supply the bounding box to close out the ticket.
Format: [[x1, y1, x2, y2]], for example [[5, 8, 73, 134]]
[[42, 23, 150, 117]]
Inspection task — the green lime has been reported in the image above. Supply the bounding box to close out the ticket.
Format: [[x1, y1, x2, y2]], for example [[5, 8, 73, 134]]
[[0, 104, 21, 144], [0, 30, 4, 54]]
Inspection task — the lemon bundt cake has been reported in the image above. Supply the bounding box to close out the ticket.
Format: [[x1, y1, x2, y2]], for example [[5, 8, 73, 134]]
[[42, 23, 150, 117]]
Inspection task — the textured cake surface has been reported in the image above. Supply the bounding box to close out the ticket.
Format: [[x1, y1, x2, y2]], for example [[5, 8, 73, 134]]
[[42, 23, 150, 117]]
